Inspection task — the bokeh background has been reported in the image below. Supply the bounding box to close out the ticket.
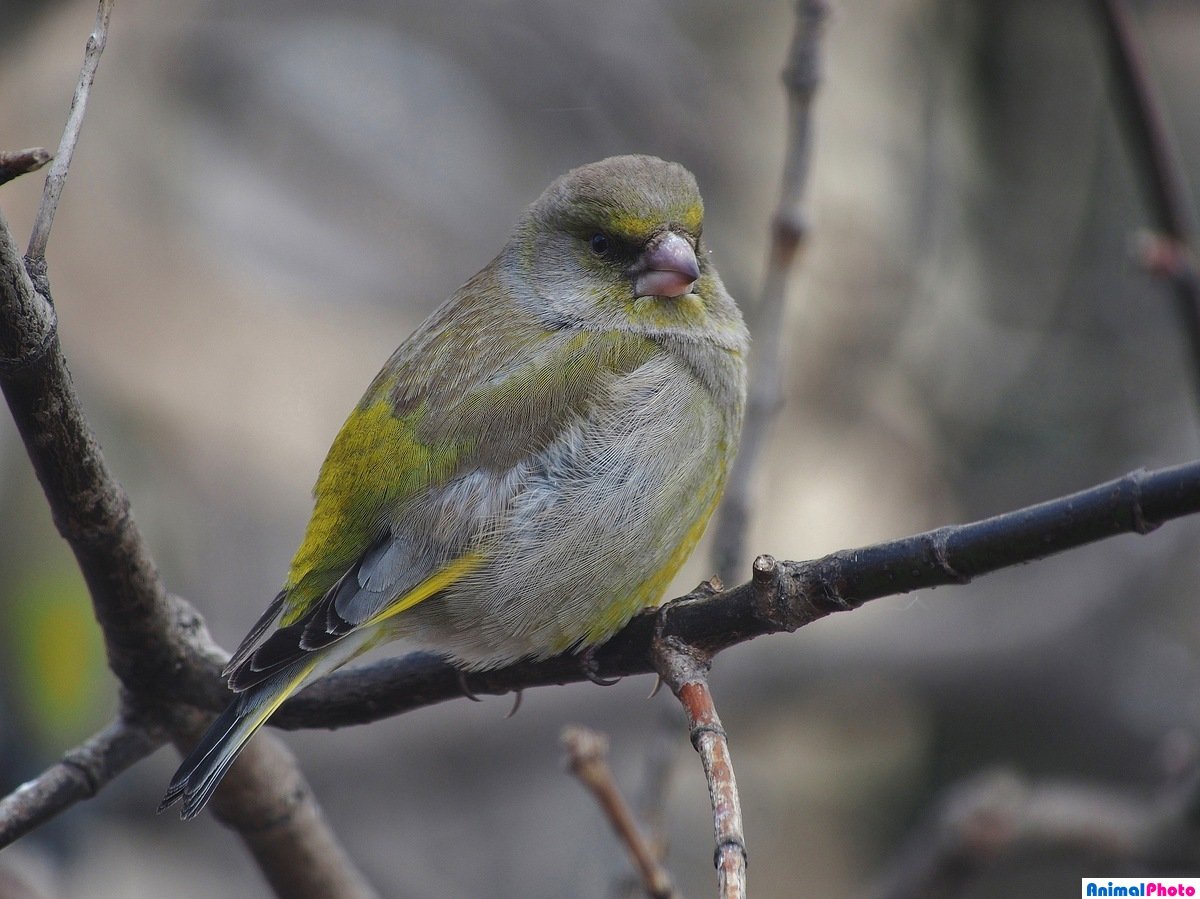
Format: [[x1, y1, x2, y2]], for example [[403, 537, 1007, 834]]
[[3, 0, 1200, 896]]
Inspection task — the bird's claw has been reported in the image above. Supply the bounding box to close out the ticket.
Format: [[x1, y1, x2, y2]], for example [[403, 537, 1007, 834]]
[[579, 646, 620, 686], [457, 669, 484, 702]]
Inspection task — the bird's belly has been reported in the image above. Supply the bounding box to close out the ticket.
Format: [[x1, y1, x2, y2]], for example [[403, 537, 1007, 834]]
[[402, 359, 731, 668]]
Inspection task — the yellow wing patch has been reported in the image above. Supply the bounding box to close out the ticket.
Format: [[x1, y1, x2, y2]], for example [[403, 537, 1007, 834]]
[[283, 396, 473, 622]]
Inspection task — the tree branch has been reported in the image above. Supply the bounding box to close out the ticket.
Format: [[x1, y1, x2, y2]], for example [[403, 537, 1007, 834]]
[[0, 716, 164, 847], [610, 716, 680, 899], [0, 7, 379, 892], [653, 631, 747, 899], [0, 148, 52, 187], [0, 198, 377, 889], [0, 208, 221, 700], [253, 459, 1200, 730]]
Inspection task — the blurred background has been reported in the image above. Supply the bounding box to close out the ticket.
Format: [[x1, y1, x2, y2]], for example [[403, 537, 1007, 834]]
[[2, 0, 1200, 895]]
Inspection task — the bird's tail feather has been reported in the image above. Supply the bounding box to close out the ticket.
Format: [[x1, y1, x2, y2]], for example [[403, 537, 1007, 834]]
[[159, 658, 317, 819]]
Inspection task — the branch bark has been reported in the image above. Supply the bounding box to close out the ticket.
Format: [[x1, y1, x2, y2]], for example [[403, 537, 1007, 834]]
[[653, 629, 748, 899], [0, 148, 51, 187], [0, 717, 163, 847]]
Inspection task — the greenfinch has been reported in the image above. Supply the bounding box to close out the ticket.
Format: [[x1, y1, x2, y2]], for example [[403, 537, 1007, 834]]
[[160, 155, 748, 818]]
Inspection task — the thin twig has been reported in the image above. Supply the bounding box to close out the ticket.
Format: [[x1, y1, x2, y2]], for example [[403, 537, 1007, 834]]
[[26, 0, 114, 261], [0, 148, 52, 187], [562, 726, 681, 899], [652, 640, 747, 899], [611, 717, 681, 899], [1095, 0, 1200, 409], [710, 0, 828, 578], [0, 718, 163, 848]]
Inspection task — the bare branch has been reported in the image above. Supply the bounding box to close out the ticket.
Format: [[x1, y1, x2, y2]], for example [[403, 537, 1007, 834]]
[[710, 0, 829, 578], [0, 148, 52, 187], [562, 726, 681, 899], [652, 634, 746, 899], [0, 718, 163, 848], [27, 0, 114, 261], [1096, 0, 1200, 409], [261, 459, 1200, 730]]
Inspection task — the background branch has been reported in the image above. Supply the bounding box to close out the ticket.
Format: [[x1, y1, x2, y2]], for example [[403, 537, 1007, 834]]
[[562, 725, 681, 899], [610, 717, 680, 899], [869, 765, 1200, 899], [1096, 0, 1200, 408], [709, 0, 828, 578]]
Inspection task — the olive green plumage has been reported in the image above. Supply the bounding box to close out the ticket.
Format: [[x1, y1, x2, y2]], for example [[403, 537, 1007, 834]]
[[161, 155, 748, 818]]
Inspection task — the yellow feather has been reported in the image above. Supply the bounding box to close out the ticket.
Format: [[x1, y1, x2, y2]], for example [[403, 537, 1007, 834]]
[[364, 552, 485, 627]]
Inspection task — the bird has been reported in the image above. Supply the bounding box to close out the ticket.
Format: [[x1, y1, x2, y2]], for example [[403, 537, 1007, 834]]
[[159, 154, 748, 819]]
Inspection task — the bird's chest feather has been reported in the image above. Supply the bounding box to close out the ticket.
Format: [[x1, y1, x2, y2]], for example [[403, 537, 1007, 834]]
[[409, 347, 740, 665]]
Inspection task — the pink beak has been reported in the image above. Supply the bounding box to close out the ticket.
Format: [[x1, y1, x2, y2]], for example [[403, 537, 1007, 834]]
[[631, 231, 700, 298]]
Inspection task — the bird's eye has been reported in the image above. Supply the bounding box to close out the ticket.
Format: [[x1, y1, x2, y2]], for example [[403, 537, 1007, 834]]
[[589, 233, 611, 257]]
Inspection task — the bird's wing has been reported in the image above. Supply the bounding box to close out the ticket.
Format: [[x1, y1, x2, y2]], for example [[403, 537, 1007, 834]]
[[226, 318, 659, 690]]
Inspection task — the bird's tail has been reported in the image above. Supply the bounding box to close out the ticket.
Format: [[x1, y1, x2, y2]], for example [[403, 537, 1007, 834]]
[[158, 658, 319, 819]]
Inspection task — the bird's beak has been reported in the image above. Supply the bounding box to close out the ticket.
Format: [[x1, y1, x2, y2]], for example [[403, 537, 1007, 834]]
[[631, 231, 700, 299]]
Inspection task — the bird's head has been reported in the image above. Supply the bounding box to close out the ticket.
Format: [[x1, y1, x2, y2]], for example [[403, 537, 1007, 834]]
[[509, 155, 735, 340]]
